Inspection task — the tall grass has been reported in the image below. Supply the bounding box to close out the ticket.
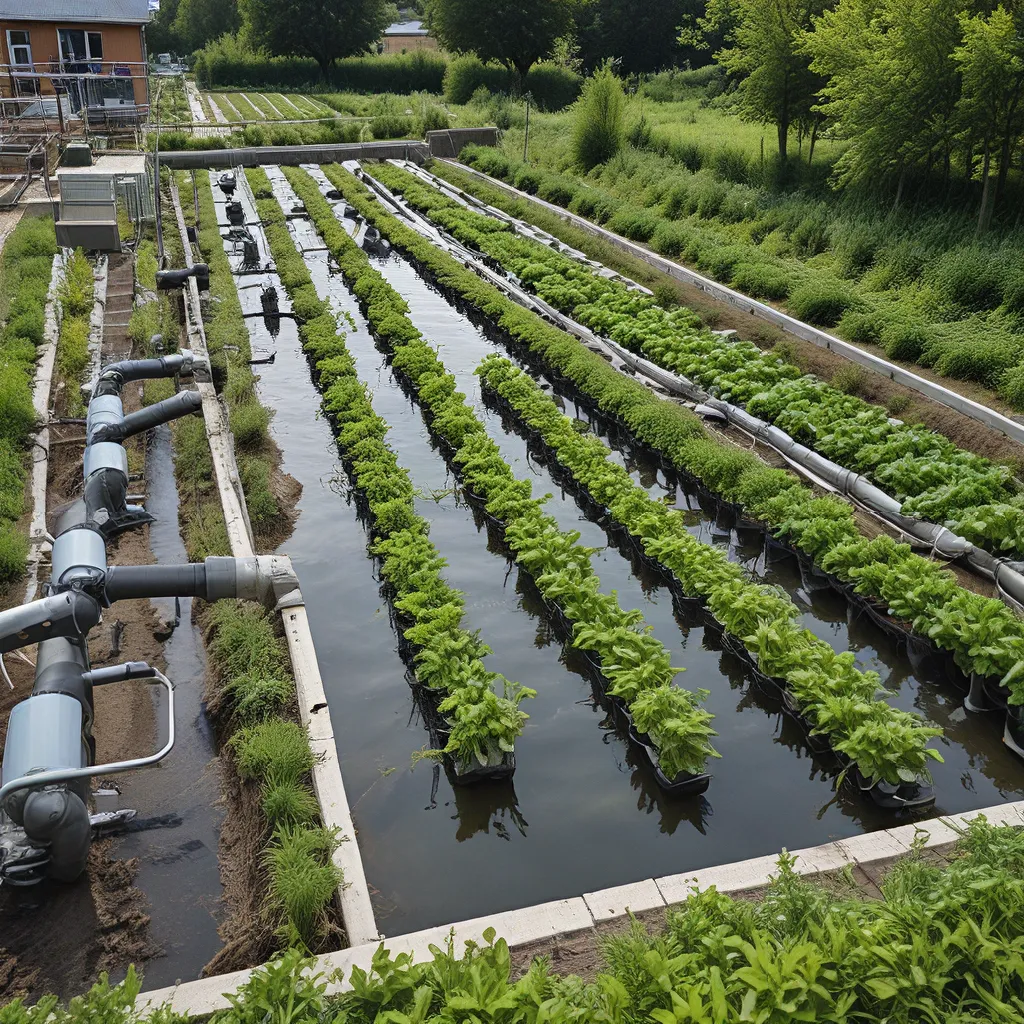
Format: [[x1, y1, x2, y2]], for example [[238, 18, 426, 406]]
[[571, 63, 626, 170]]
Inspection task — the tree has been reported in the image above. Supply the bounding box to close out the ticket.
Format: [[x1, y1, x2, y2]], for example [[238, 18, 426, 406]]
[[425, 0, 585, 90], [701, 0, 828, 162], [172, 0, 240, 55], [954, 5, 1024, 230], [239, 0, 398, 77], [147, 0, 183, 56], [575, 0, 691, 75], [804, 0, 966, 202]]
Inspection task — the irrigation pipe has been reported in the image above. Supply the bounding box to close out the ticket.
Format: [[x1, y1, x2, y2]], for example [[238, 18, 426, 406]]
[[381, 162, 1024, 612], [172, 168, 379, 946], [440, 159, 1024, 448]]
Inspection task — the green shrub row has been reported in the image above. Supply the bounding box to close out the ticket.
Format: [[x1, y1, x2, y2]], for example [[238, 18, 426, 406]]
[[0, 216, 58, 582], [248, 166, 532, 772], [206, 599, 340, 949], [333, 163, 1024, 705], [195, 49, 447, 94], [11, 817, 1024, 1023], [186, 170, 284, 542], [455, 146, 1024, 406], [443, 55, 581, 110], [374, 162, 1023, 558], [290, 164, 719, 780], [479, 356, 941, 786], [54, 248, 94, 417]]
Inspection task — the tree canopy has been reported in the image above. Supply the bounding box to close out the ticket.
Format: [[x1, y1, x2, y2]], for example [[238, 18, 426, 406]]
[[575, 0, 692, 75], [238, 0, 398, 75], [173, 0, 241, 55], [425, 0, 585, 88]]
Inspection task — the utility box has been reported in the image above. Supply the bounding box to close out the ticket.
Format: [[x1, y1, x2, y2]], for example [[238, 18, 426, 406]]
[[61, 143, 93, 168]]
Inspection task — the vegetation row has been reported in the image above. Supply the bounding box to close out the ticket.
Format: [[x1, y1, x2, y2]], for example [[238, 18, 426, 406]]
[[246, 164, 532, 775], [287, 162, 721, 783], [373, 162, 1024, 562], [342, 161, 1024, 719], [9, 817, 1024, 1023]]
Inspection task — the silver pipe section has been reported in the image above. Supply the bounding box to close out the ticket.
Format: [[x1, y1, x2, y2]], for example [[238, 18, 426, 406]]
[[89, 391, 202, 444]]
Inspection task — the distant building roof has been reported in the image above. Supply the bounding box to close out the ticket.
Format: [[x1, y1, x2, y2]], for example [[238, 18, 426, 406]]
[[384, 20, 428, 36], [4, 0, 151, 24]]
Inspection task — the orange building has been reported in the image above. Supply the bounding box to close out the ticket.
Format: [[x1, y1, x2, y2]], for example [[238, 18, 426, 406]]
[[1, 0, 149, 114]]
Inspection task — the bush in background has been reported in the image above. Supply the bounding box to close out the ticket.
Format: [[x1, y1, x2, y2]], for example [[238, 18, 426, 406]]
[[443, 55, 581, 109], [571, 62, 626, 170]]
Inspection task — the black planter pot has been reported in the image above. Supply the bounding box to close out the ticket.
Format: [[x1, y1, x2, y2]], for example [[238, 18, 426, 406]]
[[447, 749, 517, 786], [965, 671, 1001, 713], [849, 765, 935, 810], [624, 721, 713, 796], [983, 673, 1012, 712], [1003, 704, 1024, 761]]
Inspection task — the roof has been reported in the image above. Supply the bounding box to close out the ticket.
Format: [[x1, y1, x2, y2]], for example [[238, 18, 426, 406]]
[[384, 20, 428, 36], [4, 1, 151, 25]]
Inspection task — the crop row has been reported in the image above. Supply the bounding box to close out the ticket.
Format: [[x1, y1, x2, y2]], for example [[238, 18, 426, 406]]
[[328, 164, 1024, 712], [247, 166, 532, 779], [0, 217, 58, 582], [282, 163, 720, 784], [372, 163, 1024, 560], [477, 355, 941, 789], [54, 248, 94, 418]]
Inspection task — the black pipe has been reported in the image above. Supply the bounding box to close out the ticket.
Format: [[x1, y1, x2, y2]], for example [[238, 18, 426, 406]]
[[94, 353, 193, 397], [90, 391, 202, 444], [104, 563, 209, 602]]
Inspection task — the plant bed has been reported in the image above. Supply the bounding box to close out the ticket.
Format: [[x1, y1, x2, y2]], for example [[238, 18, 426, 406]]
[[848, 765, 936, 811]]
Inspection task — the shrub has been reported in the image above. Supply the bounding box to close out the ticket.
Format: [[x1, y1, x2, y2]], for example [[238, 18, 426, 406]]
[[999, 362, 1024, 409], [443, 54, 580, 108], [838, 307, 888, 345], [927, 246, 1004, 312], [880, 319, 931, 362], [651, 221, 695, 259], [830, 365, 865, 395], [627, 115, 652, 149], [829, 220, 885, 278], [732, 262, 792, 300], [230, 397, 272, 449], [571, 62, 626, 171], [788, 277, 858, 327], [370, 113, 413, 140], [606, 205, 659, 242], [536, 174, 578, 207], [709, 146, 750, 184], [0, 526, 28, 582], [231, 719, 315, 786], [698, 244, 754, 282], [264, 825, 339, 945]]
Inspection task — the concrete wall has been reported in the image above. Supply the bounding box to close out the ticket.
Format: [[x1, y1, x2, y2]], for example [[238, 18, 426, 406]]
[[159, 140, 431, 170]]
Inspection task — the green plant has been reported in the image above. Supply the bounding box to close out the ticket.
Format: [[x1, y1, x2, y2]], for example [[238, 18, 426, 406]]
[[263, 824, 340, 947], [571, 61, 626, 170]]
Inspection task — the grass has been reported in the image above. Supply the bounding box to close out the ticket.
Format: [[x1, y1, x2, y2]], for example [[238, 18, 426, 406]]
[[0, 216, 57, 582], [54, 248, 94, 416], [206, 601, 339, 949]]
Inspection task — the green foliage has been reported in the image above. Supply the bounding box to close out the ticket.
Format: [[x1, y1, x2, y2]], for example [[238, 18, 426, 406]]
[[230, 718, 315, 787], [237, 0, 395, 77], [21, 817, 1024, 1023], [787, 276, 858, 326], [570, 61, 626, 170], [443, 55, 581, 109], [263, 825, 340, 947]]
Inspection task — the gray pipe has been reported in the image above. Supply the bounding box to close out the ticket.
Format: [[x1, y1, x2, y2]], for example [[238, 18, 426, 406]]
[[89, 391, 202, 444], [23, 790, 90, 882], [93, 351, 196, 398]]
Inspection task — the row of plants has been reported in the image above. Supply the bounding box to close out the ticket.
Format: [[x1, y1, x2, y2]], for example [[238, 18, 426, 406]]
[[186, 170, 288, 546], [205, 599, 342, 953], [0, 216, 58, 582], [372, 162, 1024, 559], [478, 355, 941, 790], [323, 163, 1024, 715], [247, 166, 532, 779], [281, 163, 720, 785], [10, 816, 1024, 1022], [54, 247, 94, 418], [455, 142, 1024, 413]]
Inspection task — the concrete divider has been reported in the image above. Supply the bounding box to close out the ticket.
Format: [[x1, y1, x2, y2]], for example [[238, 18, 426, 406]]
[[160, 140, 430, 170], [139, 797, 1024, 1017], [442, 159, 1024, 448]]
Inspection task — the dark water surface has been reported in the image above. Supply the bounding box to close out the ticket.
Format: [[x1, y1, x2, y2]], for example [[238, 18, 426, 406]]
[[212, 167, 1023, 940]]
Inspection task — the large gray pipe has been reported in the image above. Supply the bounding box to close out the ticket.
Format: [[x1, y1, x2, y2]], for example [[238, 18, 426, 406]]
[[92, 351, 197, 397], [89, 391, 202, 444]]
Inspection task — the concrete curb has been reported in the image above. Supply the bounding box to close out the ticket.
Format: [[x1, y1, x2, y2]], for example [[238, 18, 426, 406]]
[[441, 160, 1024, 448], [23, 253, 63, 604], [86, 255, 108, 398], [168, 172, 379, 947], [139, 798, 1024, 1017]]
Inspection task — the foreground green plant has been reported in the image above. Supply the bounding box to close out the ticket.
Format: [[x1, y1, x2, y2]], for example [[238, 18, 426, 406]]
[[13, 818, 1024, 1023]]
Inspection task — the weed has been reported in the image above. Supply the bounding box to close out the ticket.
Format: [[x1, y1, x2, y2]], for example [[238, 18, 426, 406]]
[[830, 365, 865, 395]]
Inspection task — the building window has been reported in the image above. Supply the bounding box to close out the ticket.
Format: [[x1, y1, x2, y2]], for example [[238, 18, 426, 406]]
[[7, 30, 33, 68], [58, 29, 103, 64]]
